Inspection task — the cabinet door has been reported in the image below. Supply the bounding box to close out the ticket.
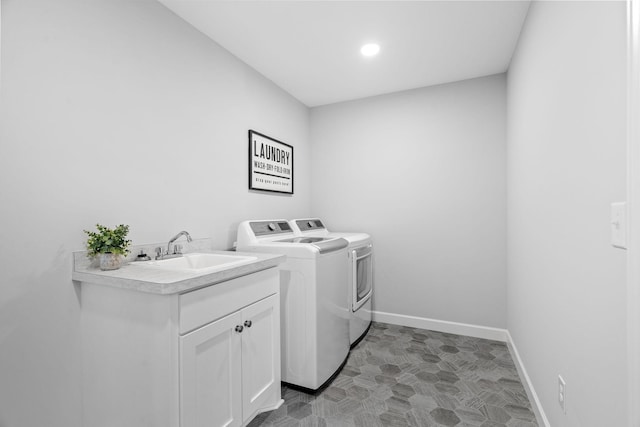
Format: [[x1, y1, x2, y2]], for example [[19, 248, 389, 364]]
[[241, 294, 280, 421], [180, 311, 243, 427]]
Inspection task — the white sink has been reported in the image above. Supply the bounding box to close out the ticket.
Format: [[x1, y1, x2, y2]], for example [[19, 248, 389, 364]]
[[132, 253, 258, 273]]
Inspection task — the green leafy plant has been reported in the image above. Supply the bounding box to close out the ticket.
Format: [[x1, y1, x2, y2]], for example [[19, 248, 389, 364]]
[[84, 224, 132, 258]]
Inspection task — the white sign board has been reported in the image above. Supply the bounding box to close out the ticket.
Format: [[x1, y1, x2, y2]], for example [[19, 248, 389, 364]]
[[248, 130, 294, 194]]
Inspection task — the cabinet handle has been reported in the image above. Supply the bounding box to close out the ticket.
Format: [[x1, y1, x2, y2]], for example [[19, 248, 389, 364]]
[[244, 320, 252, 328], [235, 325, 244, 333]]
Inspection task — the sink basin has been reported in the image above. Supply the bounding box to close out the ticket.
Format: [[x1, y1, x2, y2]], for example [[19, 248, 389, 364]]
[[132, 253, 258, 273]]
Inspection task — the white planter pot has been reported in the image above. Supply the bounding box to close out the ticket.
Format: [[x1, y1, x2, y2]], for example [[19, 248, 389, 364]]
[[99, 253, 122, 271]]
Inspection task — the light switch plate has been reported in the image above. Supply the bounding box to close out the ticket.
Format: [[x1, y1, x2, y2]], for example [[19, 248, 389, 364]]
[[611, 202, 627, 249], [558, 375, 566, 413]]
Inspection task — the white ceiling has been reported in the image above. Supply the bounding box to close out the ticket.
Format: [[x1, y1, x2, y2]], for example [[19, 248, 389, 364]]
[[158, 1, 531, 107]]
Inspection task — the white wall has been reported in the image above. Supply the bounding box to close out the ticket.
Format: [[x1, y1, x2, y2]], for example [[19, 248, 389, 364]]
[[0, 1, 310, 426], [507, 1, 627, 426], [310, 75, 507, 329]]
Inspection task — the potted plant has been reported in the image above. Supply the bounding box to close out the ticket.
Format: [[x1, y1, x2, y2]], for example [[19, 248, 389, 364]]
[[84, 224, 132, 270]]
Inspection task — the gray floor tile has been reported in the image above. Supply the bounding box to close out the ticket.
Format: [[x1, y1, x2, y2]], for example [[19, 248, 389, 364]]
[[248, 322, 538, 427]]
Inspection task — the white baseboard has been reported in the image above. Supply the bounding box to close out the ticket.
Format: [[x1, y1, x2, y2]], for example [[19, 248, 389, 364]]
[[506, 331, 551, 427], [372, 310, 508, 342]]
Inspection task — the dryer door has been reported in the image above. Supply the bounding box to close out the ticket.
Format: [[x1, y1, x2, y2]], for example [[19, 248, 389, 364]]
[[352, 245, 373, 312]]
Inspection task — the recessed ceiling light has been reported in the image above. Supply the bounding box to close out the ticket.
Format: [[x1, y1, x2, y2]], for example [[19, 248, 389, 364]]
[[360, 43, 380, 57]]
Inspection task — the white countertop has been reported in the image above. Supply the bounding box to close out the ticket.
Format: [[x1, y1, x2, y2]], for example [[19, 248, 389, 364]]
[[72, 249, 285, 295]]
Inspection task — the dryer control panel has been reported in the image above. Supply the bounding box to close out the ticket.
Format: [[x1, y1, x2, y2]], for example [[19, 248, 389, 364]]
[[295, 219, 325, 232], [250, 220, 292, 236]]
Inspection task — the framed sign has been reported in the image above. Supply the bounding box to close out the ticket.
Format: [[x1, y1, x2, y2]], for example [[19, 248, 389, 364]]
[[248, 130, 294, 194]]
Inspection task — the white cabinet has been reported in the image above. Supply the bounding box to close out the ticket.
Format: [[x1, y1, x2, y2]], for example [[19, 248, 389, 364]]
[[180, 310, 242, 427], [80, 267, 282, 427], [241, 295, 280, 419], [180, 294, 280, 427]]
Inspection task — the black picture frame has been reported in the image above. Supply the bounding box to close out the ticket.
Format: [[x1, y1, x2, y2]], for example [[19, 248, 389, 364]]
[[248, 130, 294, 194]]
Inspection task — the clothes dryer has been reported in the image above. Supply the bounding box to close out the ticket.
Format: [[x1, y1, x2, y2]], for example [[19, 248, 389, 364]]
[[289, 219, 373, 347], [236, 220, 350, 392]]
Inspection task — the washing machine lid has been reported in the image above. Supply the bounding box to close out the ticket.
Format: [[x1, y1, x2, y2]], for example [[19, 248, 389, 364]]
[[276, 236, 325, 244], [290, 218, 371, 246], [325, 232, 371, 246], [274, 236, 348, 253]]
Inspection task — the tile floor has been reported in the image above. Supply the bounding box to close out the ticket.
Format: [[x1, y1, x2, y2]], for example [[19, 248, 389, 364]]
[[248, 322, 538, 427]]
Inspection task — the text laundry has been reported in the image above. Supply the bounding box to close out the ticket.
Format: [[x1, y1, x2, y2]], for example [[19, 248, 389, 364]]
[[254, 141, 291, 165]]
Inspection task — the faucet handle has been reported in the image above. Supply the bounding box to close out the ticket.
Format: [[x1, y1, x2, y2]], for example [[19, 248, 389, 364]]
[[155, 247, 163, 260], [174, 244, 182, 254]]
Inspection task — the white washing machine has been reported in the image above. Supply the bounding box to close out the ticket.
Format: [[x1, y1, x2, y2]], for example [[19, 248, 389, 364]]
[[289, 219, 373, 347], [236, 220, 350, 392]]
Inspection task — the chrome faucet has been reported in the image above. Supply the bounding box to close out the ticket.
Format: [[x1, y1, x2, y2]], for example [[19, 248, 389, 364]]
[[167, 230, 192, 254], [156, 231, 193, 260]]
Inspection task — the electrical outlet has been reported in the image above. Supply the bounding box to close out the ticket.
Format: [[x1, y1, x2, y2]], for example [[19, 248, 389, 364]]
[[611, 202, 627, 249], [558, 375, 566, 413]]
